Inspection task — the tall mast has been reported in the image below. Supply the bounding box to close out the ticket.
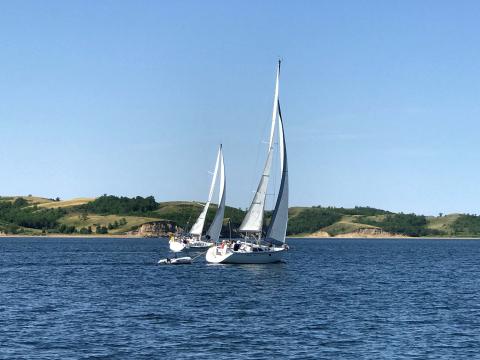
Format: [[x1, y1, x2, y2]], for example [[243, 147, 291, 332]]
[[239, 61, 281, 234]]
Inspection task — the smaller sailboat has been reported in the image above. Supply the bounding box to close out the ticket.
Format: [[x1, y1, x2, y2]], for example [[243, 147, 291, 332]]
[[206, 61, 289, 264], [169, 145, 226, 252]]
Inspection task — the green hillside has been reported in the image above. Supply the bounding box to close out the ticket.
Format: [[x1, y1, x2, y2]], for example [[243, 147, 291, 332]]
[[322, 218, 379, 237], [1, 195, 480, 237], [426, 214, 461, 235]]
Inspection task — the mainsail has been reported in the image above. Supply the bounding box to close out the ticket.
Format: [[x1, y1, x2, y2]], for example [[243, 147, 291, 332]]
[[266, 103, 288, 244], [206, 145, 226, 242], [189, 147, 221, 236], [239, 61, 281, 233]]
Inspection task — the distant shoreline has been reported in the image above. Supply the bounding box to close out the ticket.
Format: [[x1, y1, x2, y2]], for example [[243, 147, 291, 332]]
[[2, 195, 480, 239], [0, 234, 145, 238], [2, 234, 480, 240], [290, 235, 480, 239], [291, 236, 480, 240]]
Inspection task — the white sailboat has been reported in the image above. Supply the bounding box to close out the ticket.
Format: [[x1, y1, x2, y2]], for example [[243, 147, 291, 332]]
[[169, 145, 226, 252], [206, 61, 289, 264]]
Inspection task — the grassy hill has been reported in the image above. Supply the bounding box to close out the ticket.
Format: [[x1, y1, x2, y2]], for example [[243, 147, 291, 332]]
[[321, 218, 379, 237], [426, 214, 461, 236], [1, 195, 480, 237], [58, 214, 160, 235], [1, 195, 54, 205], [36, 198, 94, 209]]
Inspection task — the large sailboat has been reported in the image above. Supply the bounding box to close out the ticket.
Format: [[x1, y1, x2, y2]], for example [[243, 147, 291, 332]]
[[169, 145, 226, 252], [206, 61, 288, 264]]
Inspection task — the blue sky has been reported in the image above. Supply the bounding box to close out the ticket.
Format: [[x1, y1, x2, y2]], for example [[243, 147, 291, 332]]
[[1, 1, 480, 215]]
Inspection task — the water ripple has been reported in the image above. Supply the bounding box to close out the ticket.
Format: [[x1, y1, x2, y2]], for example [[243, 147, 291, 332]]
[[1, 237, 480, 359]]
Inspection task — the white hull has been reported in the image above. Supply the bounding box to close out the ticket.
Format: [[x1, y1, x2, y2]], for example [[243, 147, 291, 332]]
[[206, 246, 285, 264], [187, 244, 213, 251], [170, 238, 213, 253]]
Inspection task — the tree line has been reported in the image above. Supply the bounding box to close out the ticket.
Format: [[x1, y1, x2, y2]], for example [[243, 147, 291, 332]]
[[4, 195, 480, 237], [82, 195, 158, 215], [0, 198, 66, 233]]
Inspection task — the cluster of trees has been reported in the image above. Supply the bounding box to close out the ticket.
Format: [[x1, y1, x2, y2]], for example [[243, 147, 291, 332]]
[[339, 206, 391, 216], [281, 206, 391, 236], [83, 195, 158, 215], [1, 222, 20, 234], [0, 198, 66, 231], [359, 213, 440, 237], [58, 224, 77, 234], [451, 215, 480, 236], [286, 208, 342, 235], [95, 226, 108, 234], [79, 227, 93, 234], [107, 218, 127, 230], [57, 224, 116, 235]]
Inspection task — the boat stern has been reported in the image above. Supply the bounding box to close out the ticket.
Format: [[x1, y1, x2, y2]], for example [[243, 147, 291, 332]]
[[205, 246, 234, 264]]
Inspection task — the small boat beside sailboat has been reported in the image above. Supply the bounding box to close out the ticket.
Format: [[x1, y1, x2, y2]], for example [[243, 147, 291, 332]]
[[206, 61, 289, 264], [158, 256, 192, 265], [169, 144, 226, 252]]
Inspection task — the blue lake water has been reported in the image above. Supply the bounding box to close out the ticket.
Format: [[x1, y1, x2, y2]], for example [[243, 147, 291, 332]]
[[1, 237, 479, 359]]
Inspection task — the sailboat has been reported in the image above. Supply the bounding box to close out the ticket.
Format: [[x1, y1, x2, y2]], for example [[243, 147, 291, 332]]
[[169, 144, 226, 252], [206, 61, 288, 264]]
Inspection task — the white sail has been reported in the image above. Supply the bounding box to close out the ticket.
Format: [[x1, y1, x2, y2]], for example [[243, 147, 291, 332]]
[[268, 63, 280, 148], [239, 149, 273, 232], [189, 148, 221, 236], [266, 103, 288, 244], [239, 62, 280, 233], [206, 145, 226, 242]]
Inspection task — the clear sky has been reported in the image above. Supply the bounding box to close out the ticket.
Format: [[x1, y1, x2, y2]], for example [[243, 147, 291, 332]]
[[1, 1, 480, 215]]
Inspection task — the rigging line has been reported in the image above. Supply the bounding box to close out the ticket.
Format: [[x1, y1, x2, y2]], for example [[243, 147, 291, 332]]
[[191, 250, 209, 261], [248, 110, 272, 209]]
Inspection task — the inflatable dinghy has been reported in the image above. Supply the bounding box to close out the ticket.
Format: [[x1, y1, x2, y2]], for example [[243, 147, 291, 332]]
[[158, 256, 192, 265]]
